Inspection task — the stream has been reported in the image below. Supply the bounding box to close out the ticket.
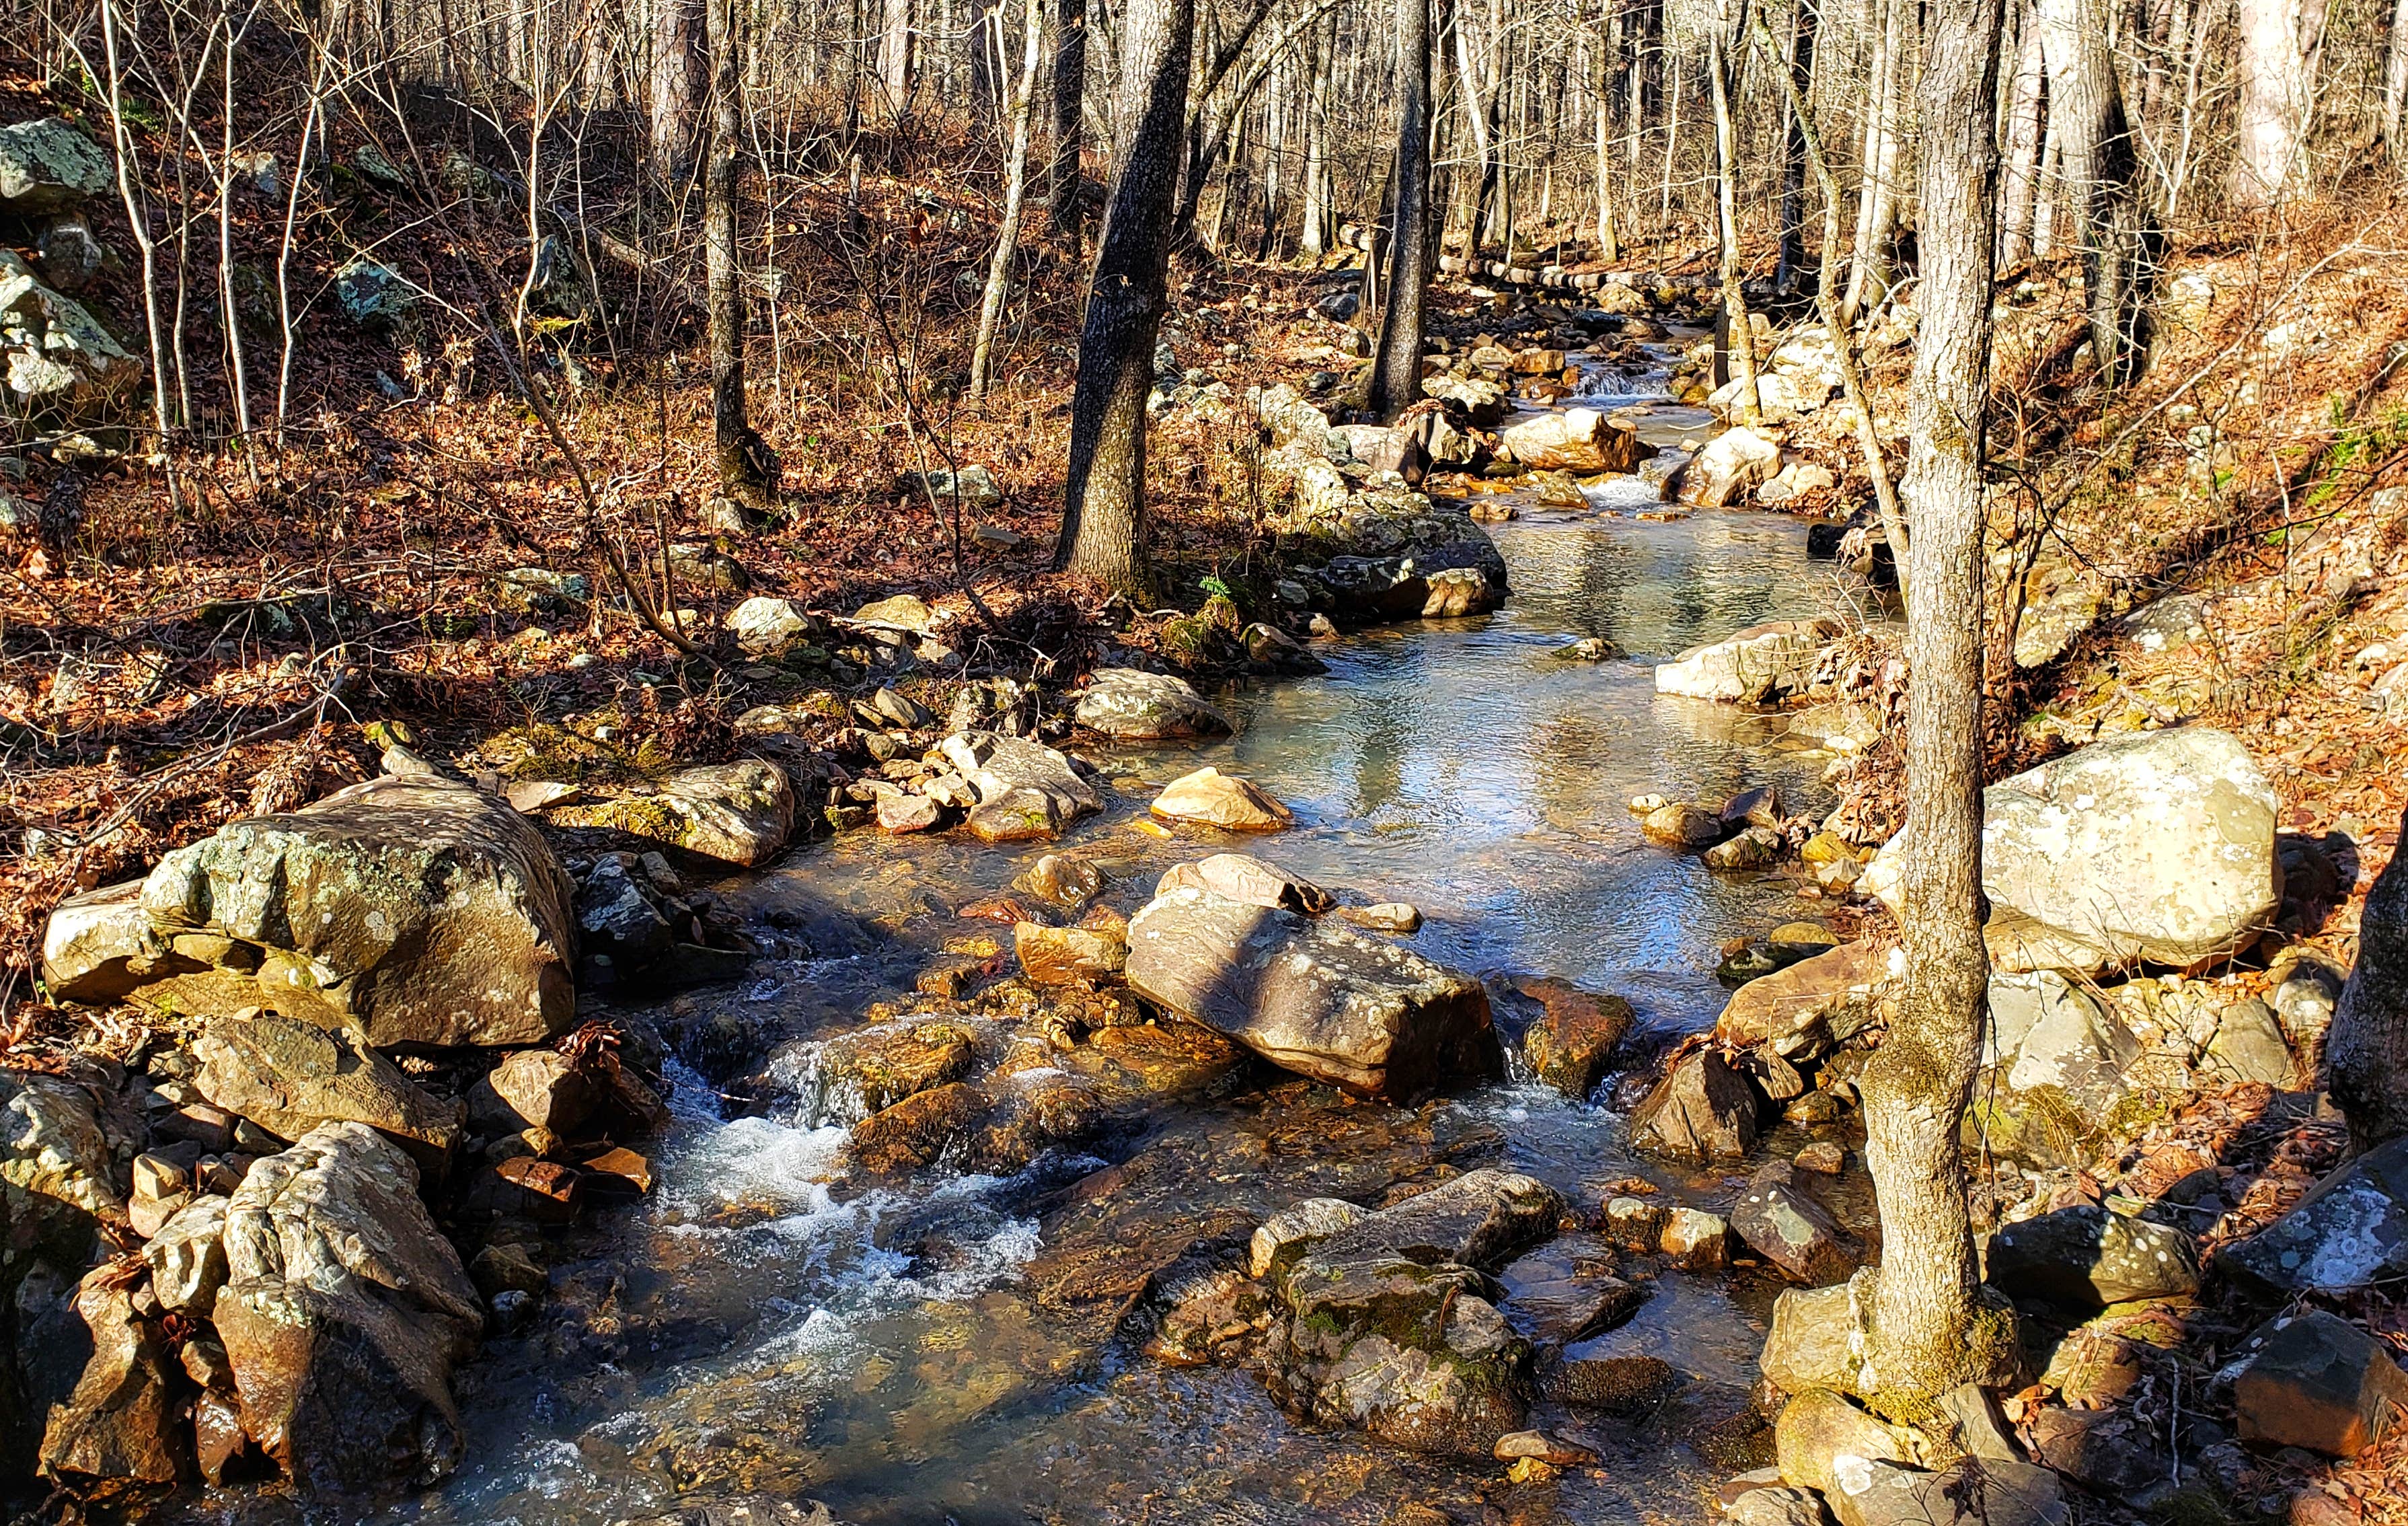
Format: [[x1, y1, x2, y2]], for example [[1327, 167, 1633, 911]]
[[304, 342, 1873, 1526]]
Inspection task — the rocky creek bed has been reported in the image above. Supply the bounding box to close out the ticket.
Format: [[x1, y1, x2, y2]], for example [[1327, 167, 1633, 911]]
[[11, 319, 2404, 1526]]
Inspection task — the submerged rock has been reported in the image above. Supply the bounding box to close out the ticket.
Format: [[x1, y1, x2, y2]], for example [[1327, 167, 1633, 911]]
[[1157, 852, 1331, 914], [64, 774, 578, 1046], [1515, 978, 1634, 1098], [1125, 884, 1501, 1099]]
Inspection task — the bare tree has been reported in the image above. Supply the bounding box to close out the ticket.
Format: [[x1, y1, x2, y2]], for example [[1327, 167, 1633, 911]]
[[2329, 805, 2408, 1151], [707, 0, 779, 503], [1050, 0, 1089, 238], [654, 0, 708, 182], [1860, 0, 2019, 1404], [971, 0, 1045, 397], [1054, 0, 1198, 593], [1708, 0, 1761, 426], [2384, 0, 2408, 159], [2229, 0, 2330, 209], [1368, 0, 1434, 419], [2038, 0, 2143, 379]]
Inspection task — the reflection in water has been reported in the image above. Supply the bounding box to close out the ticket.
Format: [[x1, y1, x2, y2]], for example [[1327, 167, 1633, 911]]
[[317, 510, 1856, 1526]]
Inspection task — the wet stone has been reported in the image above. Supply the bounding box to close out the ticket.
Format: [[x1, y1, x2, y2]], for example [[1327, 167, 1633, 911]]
[[1628, 1050, 1760, 1160], [1496, 1233, 1648, 1345], [1541, 1339, 1680, 1414], [1733, 1163, 1863, 1286]]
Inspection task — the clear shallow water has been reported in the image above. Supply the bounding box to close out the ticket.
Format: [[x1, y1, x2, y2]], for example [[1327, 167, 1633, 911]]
[[207, 361, 1875, 1526]]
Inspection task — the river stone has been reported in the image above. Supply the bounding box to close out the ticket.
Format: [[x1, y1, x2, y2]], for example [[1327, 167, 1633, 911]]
[[1628, 1049, 1758, 1159], [2232, 1309, 2408, 1458], [1157, 852, 1331, 914], [846, 1081, 990, 1173], [940, 730, 1102, 840], [1979, 727, 2278, 971], [1733, 1163, 1863, 1286], [1656, 618, 1840, 704], [192, 1010, 462, 1175], [1760, 1279, 1869, 1397], [1828, 1458, 2068, 1526], [1151, 766, 1293, 831], [1776, 1388, 1907, 1498], [214, 1122, 484, 1492], [1706, 826, 1785, 871], [1074, 668, 1233, 740], [465, 1049, 597, 1137], [1725, 1487, 1830, 1526], [1250, 1197, 1376, 1277], [2, 1066, 126, 1261], [1496, 1232, 1647, 1345], [1125, 884, 1501, 1099], [1983, 1204, 2199, 1309], [1678, 427, 1784, 507], [1541, 1340, 1680, 1413], [553, 760, 796, 867], [2219, 1136, 2408, 1299], [143, 1193, 230, 1314], [128, 774, 576, 1046], [1515, 978, 1634, 1097], [1715, 941, 1893, 1062], [1304, 1169, 1566, 1272], [1015, 921, 1127, 984], [1642, 803, 1723, 847], [1973, 972, 2142, 1167], [1661, 1206, 1734, 1270], [1499, 408, 1645, 473], [794, 1017, 981, 1126], [36, 1272, 186, 1502]]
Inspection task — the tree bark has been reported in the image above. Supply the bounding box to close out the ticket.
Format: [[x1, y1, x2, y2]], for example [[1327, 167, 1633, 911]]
[[1710, 0, 1762, 426], [652, 0, 707, 182], [1861, 0, 2012, 1406], [2388, 0, 2408, 161], [972, 0, 1045, 398], [1055, 0, 1197, 594], [1050, 0, 1088, 238], [2329, 805, 2408, 1151], [1593, 12, 1620, 261], [2039, 0, 2144, 380], [706, 0, 777, 505], [1369, 0, 1434, 419], [2228, 0, 2330, 210], [1774, 0, 1817, 293], [1844, 0, 1904, 320], [1999, 0, 2046, 265], [881, 0, 915, 124]]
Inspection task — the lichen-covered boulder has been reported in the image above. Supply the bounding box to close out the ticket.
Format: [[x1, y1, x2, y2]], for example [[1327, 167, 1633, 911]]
[[1656, 618, 1840, 704], [1073, 668, 1233, 741], [1980, 727, 2278, 971], [2, 250, 139, 419], [938, 731, 1102, 842], [0, 118, 113, 214], [130, 773, 577, 1046], [212, 1122, 484, 1492], [192, 1009, 463, 1173], [1125, 884, 1501, 1099], [548, 760, 796, 867], [1499, 408, 1646, 474], [2, 1066, 126, 1264]]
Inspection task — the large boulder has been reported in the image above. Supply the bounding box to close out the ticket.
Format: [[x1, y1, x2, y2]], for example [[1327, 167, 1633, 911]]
[[2, 250, 140, 421], [938, 731, 1103, 841], [550, 760, 796, 867], [2219, 1136, 2408, 1299], [108, 774, 577, 1046], [1676, 427, 1784, 507], [1627, 1048, 1759, 1159], [1982, 1204, 2200, 1309], [213, 1122, 484, 1492], [1715, 941, 1893, 1062], [1980, 727, 2279, 971], [1073, 668, 1233, 741], [2, 1066, 126, 1261], [1971, 972, 2144, 1167], [1515, 978, 1634, 1098], [35, 1272, 186, 1504], [1656, 618, 1840, 704], [1291, 1169, 1566, 1275], [1499, 408, 1645, 473], [1125, 884, 1502, 1099], [1733, 1163, 1863, 1286], [2232, 1309, 2408, 1459], [0, 118, 114, 215], [1150, 766, 1293, 831], [192, 1010, 463, 1174]]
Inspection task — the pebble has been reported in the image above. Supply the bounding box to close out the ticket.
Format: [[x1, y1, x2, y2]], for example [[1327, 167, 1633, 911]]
[[1794, 1141, 1847, 1175]]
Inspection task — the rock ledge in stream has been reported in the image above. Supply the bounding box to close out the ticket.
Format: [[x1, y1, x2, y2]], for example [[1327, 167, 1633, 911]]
[[1125, 884, 1501, 1099]]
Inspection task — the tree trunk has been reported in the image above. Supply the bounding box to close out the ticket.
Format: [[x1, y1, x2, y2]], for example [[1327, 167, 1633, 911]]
[[1593, 17, 1619, 260], [2228, 0, 2331, 210], [1710, 0, 1762, 425], [706, 0, 777, 505], [1844, 0, 1904, 321], [2037, 0, 2144, 379], [2388, 0, 2408, 160], [1370, 0, 1435, 419], [972, 0, 1045, 398], [1862, 0, 2014, 1406], [1051, 0, 1088, 238], [882, 0, 915, 124], [1999, 0, 2046, 265], [652, 0, 707, 182], [1055, 0, 1197, 595], [2329, 805, 2408, 1151], [1774, 0, 1817, 291], [1301, 11, 1334, 255]]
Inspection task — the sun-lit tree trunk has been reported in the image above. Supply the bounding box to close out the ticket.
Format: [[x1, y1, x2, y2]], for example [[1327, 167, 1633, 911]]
[[2329, 803, 2408, 1151], [1369, 0, 1433, 419], [2039, 0, 2143, 379], [706, 0, 777, 503], [971, 0, 1045, 398], [1050, 0, 1088, 239], [2228, 0, 2330, 209], [652, 0, 707, 181], [1860, 0, 2018, 1407], [1844, 0, 1904, 320], [881, 0, 915, 123], [1300, 11, 1334, 255], [2387, 0, 2408, 160], [1999, 0, 2046, 264], [1710, 0, 1762, 425], [1055, 0, 1197, 594], [1592, 12, 1620, 260]]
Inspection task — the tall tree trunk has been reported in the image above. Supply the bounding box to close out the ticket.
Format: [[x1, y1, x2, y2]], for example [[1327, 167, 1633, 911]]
[[1774, 0, 1817, 290], [2329, 804, 2408, 1151], [2228, 0, 2331, 210], [972, 0, 1045, 398], [1844, 0, 1904, 320], [1370, 0, 1435, 419], [1593, 15, 1620, 260], [706, 0, 777, 504], [1862, 0, 2015, 1406], [1455, 0, 1500, 250], [1999, 0, 2046, 264], [653, 0, 707, 182], [1050, 0, 1089, 239], [1055, 0, 1197, 594], [1710, 0, 1762, 425], [2038, 0, 2144, 379], [2387, 0, 2408, 160], [882, 0, 915, 124], [1301, 11, 1334, 255]]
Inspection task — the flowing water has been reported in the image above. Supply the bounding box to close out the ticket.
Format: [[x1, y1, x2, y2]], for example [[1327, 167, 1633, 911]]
[[255, 345, 1880, 1526]]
